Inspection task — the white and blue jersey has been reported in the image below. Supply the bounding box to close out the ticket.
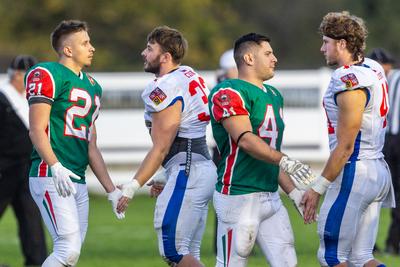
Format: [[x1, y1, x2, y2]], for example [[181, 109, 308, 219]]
[[323, 57, 388, 161], [318, 58, 395, 267], [142, 65, 217, 264]]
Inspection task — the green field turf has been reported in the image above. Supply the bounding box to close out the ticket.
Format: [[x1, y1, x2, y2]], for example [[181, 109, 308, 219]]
[[0, 194, 398, 266]]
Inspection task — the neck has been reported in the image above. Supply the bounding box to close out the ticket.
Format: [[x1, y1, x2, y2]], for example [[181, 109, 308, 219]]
[[337, 53, 360, 67], [157, 62, 180, 78], [238, 69, 265, 90], [59, 58, 82, 75]]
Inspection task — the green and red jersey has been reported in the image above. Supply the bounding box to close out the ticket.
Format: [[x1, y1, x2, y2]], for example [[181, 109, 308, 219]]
[[25, 62, 102, 183], [209, 79, 285, 195]]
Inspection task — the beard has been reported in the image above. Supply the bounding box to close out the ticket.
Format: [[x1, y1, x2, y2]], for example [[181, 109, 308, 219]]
[[143, 55, 161, 74]]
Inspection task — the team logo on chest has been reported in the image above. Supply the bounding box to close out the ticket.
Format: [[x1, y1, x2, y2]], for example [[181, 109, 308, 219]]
[[149, 87, 167, 105], [340, 73, 359, 89]]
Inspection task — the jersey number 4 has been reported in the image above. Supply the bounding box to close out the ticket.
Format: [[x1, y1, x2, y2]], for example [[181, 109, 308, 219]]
[[65, 88, 100, 141], [258, 104, 279, 149]]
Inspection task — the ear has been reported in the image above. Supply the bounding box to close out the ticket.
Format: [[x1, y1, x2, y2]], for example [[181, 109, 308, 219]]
[[63, 46, 73, 58], [243, 52, 254, 66], [337, 39, 347, 51], [160, 52, 172, 64]]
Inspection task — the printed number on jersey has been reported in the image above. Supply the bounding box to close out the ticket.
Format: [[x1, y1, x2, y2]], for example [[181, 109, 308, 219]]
[[65, 88, 100, 140], [258, 104, 279, 149], [188, 76, 210, 122]]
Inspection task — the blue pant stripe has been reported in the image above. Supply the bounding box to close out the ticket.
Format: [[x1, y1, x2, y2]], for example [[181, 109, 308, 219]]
[[324, 161, 356, 266], [161, 169, 188, 263]]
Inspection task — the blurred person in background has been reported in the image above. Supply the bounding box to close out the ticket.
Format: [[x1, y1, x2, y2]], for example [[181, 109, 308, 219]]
[[368, 47, 400, 255], [0, 55, 47, 266]]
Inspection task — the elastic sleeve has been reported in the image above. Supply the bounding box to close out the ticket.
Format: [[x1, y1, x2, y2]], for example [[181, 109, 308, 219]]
[[25, 67, 57, 105], [210, 87, 249, 122]]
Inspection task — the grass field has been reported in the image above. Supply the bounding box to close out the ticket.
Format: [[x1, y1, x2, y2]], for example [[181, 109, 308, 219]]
[[0, 194, 398, 266]]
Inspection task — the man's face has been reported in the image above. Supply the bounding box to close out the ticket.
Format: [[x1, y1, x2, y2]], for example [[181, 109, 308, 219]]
[[254, 41, 277, 81], [64, 30, 95, 68], [320, 36, 339, 66], [141, 41, 163, 74]]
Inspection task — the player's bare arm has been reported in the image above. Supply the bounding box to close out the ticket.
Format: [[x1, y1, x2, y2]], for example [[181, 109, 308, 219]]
[[117, 101, 181, 212], [88, 123, 115, 193], [279, 170, 305, 217], [29, 103, 58, 166], [302, 88, 367, 223]]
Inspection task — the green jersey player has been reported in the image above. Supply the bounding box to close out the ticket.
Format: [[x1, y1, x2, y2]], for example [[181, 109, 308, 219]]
[[26, 20, 124, 267], [209, 33, 315, 267]]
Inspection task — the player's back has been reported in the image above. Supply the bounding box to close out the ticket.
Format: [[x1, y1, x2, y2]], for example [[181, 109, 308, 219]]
[[142, 65, 210, 139], [323, 58, 388, 160]]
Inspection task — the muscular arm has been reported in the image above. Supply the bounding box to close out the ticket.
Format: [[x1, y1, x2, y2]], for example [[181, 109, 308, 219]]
[[88, 124, 115, 193], [221, 115, 283, 165], [321, 89, 367, 181], [302, 88, 367, 223], [132, 101, 182, 186], [29, 103, 58, 166]]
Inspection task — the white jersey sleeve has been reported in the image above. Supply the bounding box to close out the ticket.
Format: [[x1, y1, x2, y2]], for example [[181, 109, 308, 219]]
[[142, 77, 183, 113], [331, 65, 375, 95]]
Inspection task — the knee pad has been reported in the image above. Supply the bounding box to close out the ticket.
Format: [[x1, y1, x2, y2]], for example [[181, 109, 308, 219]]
[[53, 231, 81, 266], [235, 223, 257, 258]]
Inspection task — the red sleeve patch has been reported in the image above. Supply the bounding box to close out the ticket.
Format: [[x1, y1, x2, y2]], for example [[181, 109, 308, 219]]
[[211, 88, 248, 122], [26, 68, 55, 101], [340, 73, 359, 89]]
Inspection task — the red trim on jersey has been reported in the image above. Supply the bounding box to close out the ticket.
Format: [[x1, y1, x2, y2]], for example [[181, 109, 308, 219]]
[[44, 190, 58, 229], [26, 67, 55, 100], [222, 136, 239, 194], [211, 88, 249, 123], [38, 126, 49, 177]]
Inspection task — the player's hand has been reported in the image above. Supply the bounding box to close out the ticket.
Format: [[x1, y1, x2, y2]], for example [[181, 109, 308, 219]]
[[288, 188, 305, 217], [116, 180, 141, 213], [107, 188, 125, 220], [50, 162, 81, 197], [147, 170, 167, 198], [301, 188, 320, 224], [279, 156, 316, 190]]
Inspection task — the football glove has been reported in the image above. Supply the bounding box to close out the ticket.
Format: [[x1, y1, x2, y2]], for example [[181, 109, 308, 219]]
[[279, 156, 316, 190], [50, 162, 81, 197], [288, 188, 304, 217], [107, 188, 125, 219], [121, 179, 141, 199]]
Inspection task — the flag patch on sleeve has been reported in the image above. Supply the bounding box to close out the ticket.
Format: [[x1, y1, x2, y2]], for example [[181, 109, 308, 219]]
[[149, 87, 167, 105], [340, 73, 359, 89]]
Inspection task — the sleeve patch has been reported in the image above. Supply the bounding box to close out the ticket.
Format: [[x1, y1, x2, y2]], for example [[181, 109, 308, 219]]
[[149, 87, 167, 106], [211, 88, 248, 122], [26, 67, 55, 101], [340, 73, 359, 89]]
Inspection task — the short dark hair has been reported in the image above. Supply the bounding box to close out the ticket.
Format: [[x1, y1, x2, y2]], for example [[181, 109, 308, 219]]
[[367, 48, 395, 64], [233, 33, 271, 67], [147, 26, 188, 64], [9, 55, 37, 71], [51, 20, 88, 54]]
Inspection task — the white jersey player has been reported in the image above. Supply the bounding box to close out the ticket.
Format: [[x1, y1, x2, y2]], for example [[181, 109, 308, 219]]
[[302, 11, 394, 267], [118, 26, 216, 267]]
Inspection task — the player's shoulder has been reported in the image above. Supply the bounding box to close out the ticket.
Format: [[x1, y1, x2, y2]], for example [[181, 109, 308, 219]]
[[264, 84, 283, 98], [84, 72, 101, 87], [332, 62, 376, 92]]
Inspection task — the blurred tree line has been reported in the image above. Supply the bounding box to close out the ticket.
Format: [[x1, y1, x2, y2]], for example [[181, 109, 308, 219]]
[[0, 0, 399, 71]]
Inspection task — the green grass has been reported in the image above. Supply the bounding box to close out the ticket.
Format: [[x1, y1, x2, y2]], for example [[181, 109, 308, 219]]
[[0, 194, 398, 266]]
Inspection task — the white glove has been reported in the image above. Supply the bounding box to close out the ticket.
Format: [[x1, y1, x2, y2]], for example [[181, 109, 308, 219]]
[[50, 162, 81, 197], [279, 156, 316, 190], [288, 188, 304, 217], [311, 175, 331, 195], [121, 179, 141, 199], [107, 188, 125, 219]]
